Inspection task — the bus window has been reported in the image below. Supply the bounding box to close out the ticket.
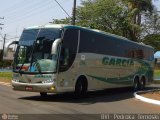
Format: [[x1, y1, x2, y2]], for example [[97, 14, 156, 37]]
[[59, 48, 69, 66], [59, 28, 78, 72]]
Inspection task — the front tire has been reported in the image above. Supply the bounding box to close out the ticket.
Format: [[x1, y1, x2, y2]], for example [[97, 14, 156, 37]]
[[74, 78, 88, 98], [133, 77, 140, 91], [140, 77, 145, 90]]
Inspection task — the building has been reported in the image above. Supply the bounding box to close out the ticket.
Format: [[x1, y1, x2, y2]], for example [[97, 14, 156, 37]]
[[0, 48, 15, 60]]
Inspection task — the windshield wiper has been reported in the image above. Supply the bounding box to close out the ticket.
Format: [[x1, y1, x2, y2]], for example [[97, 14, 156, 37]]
[[35, 62, 42, 73], [18, 45, 33, 73], [18, 62, 25, 74], [29, 36, 47, 73]]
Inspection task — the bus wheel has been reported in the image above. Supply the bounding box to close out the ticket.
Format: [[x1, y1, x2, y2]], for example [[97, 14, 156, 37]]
[[140, 76, 145, 90], [133, 77, 140, 91], [40, 92, 47, 97], [74, 77, 88, 98]]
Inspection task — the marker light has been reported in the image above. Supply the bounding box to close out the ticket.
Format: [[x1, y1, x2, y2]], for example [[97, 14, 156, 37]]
[[50, 86, 55, 91]]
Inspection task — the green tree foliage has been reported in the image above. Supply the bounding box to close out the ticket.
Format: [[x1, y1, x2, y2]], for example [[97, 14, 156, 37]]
[[52, 0, 160, 47], [0, 60, 12, 68], [141, 11, 160, 50], [52, 18, 71, 24], [76, 0, 155, 41], [125, 0, 153, 25], [142, 12, 160, 37], [143, 34, 160, 50], [0, 50, 12, 67], [76, 0, 139, 41], [124, 0, 154, 41]]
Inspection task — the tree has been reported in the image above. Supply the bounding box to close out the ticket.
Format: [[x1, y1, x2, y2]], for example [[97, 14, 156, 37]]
[[143, 34, 160, 50], [142, 11, 160, 50], [52, 0, 157, 42], [51, 18, 71, 24], [126, 0, 153, 25], [142, 11, 160, 38], [124, 0, 154, 41], [76, 0, 136, 39], [52, 0, 129, 38]]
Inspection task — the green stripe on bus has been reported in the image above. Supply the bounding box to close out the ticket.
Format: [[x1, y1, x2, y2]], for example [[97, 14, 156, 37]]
[[87, 75, 133, 85]]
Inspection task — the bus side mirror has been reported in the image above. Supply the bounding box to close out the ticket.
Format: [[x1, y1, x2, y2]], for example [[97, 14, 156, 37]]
[[4, 41, 19, 57], [51, 39, 62, 54]]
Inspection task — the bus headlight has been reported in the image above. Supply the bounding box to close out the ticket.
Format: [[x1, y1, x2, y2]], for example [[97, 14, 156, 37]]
[[42, 79, 54, 84]]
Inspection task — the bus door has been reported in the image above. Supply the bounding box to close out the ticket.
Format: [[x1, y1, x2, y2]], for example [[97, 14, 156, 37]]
[[57, 28, 79, 91]]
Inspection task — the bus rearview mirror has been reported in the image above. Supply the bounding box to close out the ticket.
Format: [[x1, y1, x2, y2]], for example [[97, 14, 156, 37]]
[[51, 39, 62, 55], [4, 41, 19, 57]]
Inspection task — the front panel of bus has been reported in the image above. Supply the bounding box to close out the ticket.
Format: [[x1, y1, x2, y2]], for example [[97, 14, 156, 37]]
[[12, 27, 63, 92]]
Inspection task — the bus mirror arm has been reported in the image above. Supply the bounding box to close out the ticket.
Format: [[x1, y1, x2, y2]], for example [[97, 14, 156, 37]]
[[51, 38, 62, 54], [4, 41, 19, 57]]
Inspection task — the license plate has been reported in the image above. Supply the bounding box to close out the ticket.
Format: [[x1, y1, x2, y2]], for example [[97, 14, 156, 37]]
[[25, 86, 33, 91]]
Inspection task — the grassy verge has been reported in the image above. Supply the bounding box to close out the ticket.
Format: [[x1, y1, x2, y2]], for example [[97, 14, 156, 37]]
[[0, 72, 12, 83], [154, 70, 160, 78], [154, 70, 160, 84], [153, 80, 160, 84]]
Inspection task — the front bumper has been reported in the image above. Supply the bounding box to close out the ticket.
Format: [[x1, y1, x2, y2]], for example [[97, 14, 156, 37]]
[[12, 81, 56, 93]]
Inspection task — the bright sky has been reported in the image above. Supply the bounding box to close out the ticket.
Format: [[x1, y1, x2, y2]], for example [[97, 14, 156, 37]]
[[0, 0, 160, 49], [0, 0, 81, 49]]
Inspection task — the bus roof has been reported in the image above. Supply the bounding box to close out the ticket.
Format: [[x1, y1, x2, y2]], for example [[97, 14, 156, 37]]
[[25, 24, 154, 50], [25, 24, 67, 29], [63, 25, 154, 50]]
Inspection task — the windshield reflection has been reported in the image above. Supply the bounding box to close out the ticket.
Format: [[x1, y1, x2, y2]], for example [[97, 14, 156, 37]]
[[13, 28, 61, 73]]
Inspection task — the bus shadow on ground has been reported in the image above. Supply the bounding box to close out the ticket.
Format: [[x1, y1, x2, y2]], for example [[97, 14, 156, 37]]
[[19, 86, 159, 104]]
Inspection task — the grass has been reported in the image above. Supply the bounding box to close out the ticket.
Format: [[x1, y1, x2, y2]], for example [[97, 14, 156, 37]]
[[154, 70, 160, 78], [153, 80, 160, 84], [154, 70, 160, 84], [0, 72, 12, 83]]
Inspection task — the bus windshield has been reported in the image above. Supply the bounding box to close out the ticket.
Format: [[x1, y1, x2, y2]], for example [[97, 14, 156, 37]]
[[13, 28, 61, 73]]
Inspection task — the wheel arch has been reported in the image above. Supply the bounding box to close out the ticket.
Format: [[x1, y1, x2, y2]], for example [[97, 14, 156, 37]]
[[140, 75, 146, 86], [74, 75, 88, 89], [133, 75, 140, 85], [133, 74, 140, 84]]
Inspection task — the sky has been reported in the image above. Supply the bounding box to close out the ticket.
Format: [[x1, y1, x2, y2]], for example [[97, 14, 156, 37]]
[[0, 0, 160, 49], [0, 0, 81, 49]]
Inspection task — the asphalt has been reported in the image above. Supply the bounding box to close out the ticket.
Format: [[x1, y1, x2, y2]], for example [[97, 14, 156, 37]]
[[134, 84, 160, 105], [0, 84, 160, 120]]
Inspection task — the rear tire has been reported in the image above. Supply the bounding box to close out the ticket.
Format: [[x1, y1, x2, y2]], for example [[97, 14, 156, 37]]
[[140, 77, 145, 90], [133, 77, 140, 91], [74, 77, 88, 98], [40, 92, 47, 97]]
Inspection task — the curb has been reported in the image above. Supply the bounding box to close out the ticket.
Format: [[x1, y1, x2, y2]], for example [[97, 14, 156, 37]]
[[134, 89, 160, 106]]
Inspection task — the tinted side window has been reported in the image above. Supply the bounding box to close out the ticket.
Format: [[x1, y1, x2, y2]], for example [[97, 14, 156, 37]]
[[79, 30, 120, 56], [78, 29, 152, 60], [59, 28, 78, 72]]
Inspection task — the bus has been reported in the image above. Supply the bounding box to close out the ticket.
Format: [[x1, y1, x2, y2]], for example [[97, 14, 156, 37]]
[[5, 24, 154, 97]]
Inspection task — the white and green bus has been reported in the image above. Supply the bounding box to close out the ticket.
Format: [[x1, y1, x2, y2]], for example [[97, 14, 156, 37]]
[[6, 24, 154, 97]]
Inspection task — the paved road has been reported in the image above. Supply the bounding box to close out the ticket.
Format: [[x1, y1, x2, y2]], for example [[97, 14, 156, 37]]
[[0, 84, 160, 120]]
